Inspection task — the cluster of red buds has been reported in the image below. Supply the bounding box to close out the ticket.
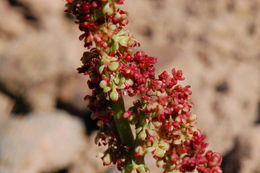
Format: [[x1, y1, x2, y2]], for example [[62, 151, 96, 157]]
[[65, 0, 222, 172]]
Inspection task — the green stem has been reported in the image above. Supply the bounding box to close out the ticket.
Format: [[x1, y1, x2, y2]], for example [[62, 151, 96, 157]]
[[133, 113, 145, 164], [112, 97, 145, 167], [112, 97, 134, 147]]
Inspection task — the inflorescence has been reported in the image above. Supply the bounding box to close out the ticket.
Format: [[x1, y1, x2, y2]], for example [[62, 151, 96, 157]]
[[65, 0, 222, 172]]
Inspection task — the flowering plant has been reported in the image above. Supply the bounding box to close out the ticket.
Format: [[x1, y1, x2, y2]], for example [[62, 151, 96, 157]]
[[65, 0, 222, 172]]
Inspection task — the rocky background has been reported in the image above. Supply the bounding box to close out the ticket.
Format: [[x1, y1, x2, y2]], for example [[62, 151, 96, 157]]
[[0, 0, 259, 173]]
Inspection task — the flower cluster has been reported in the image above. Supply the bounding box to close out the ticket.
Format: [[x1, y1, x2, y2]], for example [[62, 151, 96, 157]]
[[65, 0, 222, 172]]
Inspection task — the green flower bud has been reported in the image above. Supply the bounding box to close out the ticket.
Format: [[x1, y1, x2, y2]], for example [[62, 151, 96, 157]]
[[175, 116, 181, 122], [118, 83, 126, 89], [136, 127, 142, 134], [159, 140, 170, 151], [146, 147, 154, 153], [110, 89, 119, 101], [115, 12, 121, 19], [156, 159, 164, 168], [125, 79, 134, 86], [120, 77, 126, 83], [189, 114, 197, 122], [138, 130, 147, 141], [112, 42, 119, 51], [173, 138, 182, 145], [152, 121, 162, 128], [97, 152, 104, 158], [99, 80, 107, 88], [118, 36, 129, 47], [110, 57, 118, 61], [103, 2, 114, 15], [135, 146, 145, 156], [156, 91, 162, 96], [109, 24, 117, 31], [101, 57, 110, 65], [121, 14, 127, 19], [103, 153, 111, 166], [113, 76, 120, 84], [130, 169, 138, 173], [147, 129, 157, 138], [108, 61, 119, 71], [154, 147, 165, 158], [187, 132, 193, 139], [137, 165, 147, 173], [103, 86, 111, 93], [99, 65, 105, 74]]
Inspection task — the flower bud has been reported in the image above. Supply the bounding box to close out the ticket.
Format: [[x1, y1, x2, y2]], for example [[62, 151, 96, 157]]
[[130, 169, 138, 173], [97, 152, 104, 158], [109, 24, 117, 31], [110, 89, 119, 101], [103, 86, 111, 93], [120, 77, 126, 84], [153, 147, 165, 158], [101, 56, 110, 65], [103, 153, 111, 166], [138, 130, 147, 141], [136, 127, 142, 134], [159, 140, 170, 151], [156, 159, 164, 167], [173, 138, 182, 145], [108, 61, 119, 71], [137, 165, 146, 173], [135, 146, 145, 156], [99, 65, 105, 74], [118, 83, 126, 89], [152, 120, 162, 128], [99, 80, 107, 88], [118, 36, 129, 47], [146, 147, 154, 153], [112, 42, 119, 51], [103, 2, 114, 15], [123, 110, 132, 118], [114, 76, 120, 84], [125, 79, 134, 87], [189, 114, 197, 122], [206, 151, 222, 168]]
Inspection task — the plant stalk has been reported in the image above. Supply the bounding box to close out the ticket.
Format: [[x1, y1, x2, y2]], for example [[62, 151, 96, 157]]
[[112, 97, 134, 147]]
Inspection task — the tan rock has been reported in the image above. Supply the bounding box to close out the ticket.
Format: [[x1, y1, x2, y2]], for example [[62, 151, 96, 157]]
[[69, 132, 109, 173], [0, 111, 86, 173], [223, 126, 260, 173], [0, 0, 85, 111], [0, 93, 14, 119], [58, 75, 89, 112], [238, 126, 260, 173]]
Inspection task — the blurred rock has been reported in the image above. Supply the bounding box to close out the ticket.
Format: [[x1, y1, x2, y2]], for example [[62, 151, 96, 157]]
[[69, 132, 109, 173], [237, 126, 260, 173], [0, 111, 86, 173], [0, 93, 14, 119], [0, 0, 86, 112], [58, 75, 89, 112], [222, 126, 260, 173]]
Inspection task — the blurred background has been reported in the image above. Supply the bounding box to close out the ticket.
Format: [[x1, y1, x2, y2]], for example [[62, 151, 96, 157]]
[[0, 0, 259, 173]]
